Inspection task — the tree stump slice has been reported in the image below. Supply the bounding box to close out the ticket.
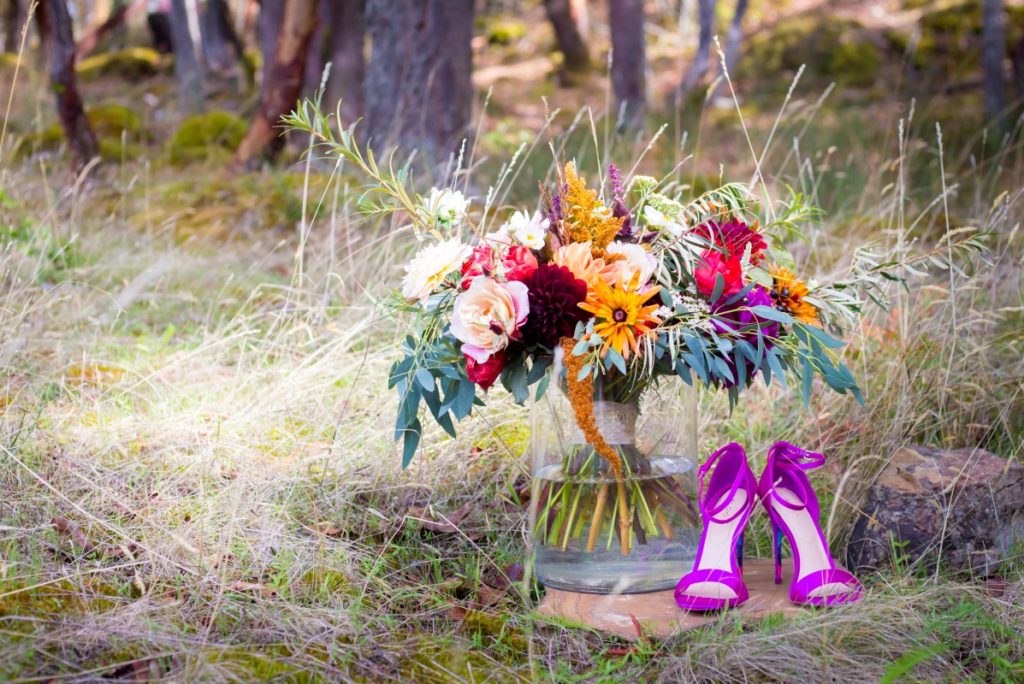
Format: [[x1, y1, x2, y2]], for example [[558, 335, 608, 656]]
[[536, 558, 802, 639], [847, 446, 1024, 576]]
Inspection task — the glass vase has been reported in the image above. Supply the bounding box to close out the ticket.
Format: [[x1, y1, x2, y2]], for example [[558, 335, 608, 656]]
[[530, 347, 701, 594]]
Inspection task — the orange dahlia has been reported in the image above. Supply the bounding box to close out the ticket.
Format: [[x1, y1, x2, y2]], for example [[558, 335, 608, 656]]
[[770, 266, 820, 325], [578, 275, 661, 360]]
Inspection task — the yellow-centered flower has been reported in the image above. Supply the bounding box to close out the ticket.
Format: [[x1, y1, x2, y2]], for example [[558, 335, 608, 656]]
[[770, 266, 820, 325], [578, 275, 661, 360]]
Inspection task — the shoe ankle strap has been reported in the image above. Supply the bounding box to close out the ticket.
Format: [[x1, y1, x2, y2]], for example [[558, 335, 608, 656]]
[[698, 442, 750, 524], [763, 441, 825, 512]]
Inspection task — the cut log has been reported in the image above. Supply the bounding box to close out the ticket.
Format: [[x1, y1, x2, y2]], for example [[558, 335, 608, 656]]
[[847, 446, 1024, 577]]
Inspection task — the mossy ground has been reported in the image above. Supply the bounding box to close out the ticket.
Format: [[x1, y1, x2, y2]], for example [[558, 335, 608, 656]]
[[1, 2, 1023, 681]]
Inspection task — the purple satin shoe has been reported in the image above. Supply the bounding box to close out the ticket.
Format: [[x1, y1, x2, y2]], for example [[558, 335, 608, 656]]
[[759, 442, 863, 607], [674, 442, 757, 612]]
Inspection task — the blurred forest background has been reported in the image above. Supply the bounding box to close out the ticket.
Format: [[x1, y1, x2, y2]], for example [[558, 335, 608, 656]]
[[1, 0, 1023, 682]]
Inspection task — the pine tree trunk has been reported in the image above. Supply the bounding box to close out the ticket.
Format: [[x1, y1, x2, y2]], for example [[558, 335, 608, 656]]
[[677, 0, 714, 101], [4, 0, 26, 54], [982, 0, 1007, 129], [35, 0, 100, 172], [544, 0, 589, 73], [200, 0, 242, 74], [327, 0, 365, 124], [233, 0, 318, 168], [710, 0, 747, 98], [365, 0, 474, 164], [170, 0, 205, 113], [608, 0, 646, 128]]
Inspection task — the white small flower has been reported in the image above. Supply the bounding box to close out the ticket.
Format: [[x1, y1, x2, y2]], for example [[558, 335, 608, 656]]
[[606, 241, 658, 288], [504, 210, 549, 250], [401, 238, 471, 301], [424, 188, 470, 227], [643, 206, 684, 238], [655, 305, 674, 320]]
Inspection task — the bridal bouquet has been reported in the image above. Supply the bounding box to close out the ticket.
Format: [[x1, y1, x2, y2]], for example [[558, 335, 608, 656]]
[[390, 161, 866, 470]]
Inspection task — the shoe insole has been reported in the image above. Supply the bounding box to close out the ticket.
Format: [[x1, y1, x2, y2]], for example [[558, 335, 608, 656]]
[[683, 490, 747, 600], [775, 484, 855, 599]]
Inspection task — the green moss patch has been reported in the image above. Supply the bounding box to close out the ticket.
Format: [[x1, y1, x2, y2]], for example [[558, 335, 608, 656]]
[[76, 47, 168, 81], [168, 110, 247, 165]]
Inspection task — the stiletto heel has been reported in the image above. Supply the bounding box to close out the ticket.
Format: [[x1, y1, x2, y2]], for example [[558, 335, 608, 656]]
[[675, 443, 757, 612], [736, 532, 744, 571], [772, 523, 783, 585], [759, 442, 863, 606]]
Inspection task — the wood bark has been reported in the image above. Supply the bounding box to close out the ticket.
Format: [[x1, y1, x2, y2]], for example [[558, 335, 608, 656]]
[[256, 0, 283, 74], [234, 0, 318, 168], [170, 0, 205, 113], [608, 0, 646, 128], [35, 0, 100, 171], [200, 0, 243, 74], [326, 0, 365, 124], [544, 0, 589, 72], [981, 0, 1007, 128], [677, 0, 714, 100], [365, 0, 474, 164], [3, 0, 25, 53]]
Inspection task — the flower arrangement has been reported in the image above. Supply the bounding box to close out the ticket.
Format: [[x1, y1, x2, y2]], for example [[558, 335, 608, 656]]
[[389, 162, 868, 468]]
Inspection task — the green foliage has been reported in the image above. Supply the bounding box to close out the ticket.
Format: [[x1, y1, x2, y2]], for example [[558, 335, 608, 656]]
[[485, 19, 527, 45], [168, 110, 247, 165], [76, 47, 167, 81], [86, 102, 145, 141]]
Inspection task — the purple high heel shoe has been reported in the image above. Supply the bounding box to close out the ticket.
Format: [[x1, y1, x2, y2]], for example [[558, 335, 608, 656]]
[[759, 442, 863, 607], [674, 443, 757, 612]]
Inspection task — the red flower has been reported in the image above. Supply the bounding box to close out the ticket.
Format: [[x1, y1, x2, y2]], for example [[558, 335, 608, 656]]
[[460, 245, 538, 289], [693, 219, 767, 264], [461, 244, 496, 289], [503, 246, 538, 283], [694, 250, 743, 299], [465, 348, 507, 389]]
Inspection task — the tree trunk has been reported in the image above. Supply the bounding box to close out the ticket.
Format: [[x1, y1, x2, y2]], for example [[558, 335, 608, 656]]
[[76, 0, 145, 61], [326, 0, 364, 124], [256, 0, 283, 76], [200, 0, 241, 74], [544, 0, 589, 73], [608, 0, 645, 128], [3, 0, 25, 53], [233, 0, 318, 168], [677, 0, 714, 101], [982, 0, 1007, 128], [35, 0, 100, 171], [365, 0, 474, 164], [710, 0, 747, 98], [170, 0, 205, 112], [301, 0, 329, 98]]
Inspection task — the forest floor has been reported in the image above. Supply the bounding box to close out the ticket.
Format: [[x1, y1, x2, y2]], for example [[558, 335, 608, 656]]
[[1, 0, 1024, 681]]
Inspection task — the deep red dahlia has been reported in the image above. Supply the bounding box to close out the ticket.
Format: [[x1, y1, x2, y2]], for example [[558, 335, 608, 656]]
[[521, 264, 589, 349], [693, 219, 767, 263]]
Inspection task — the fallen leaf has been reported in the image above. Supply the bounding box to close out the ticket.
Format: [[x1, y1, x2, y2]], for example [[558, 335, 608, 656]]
[[51, 517, 96, 553], [227, 581, 277, 598], [406, 501, 472, 533], [504, 562, 525, 583], [475, 583, 506, 607], [312, 521, 343, 537], [448, 605, 469, 620], [604, 646, 638, 657]]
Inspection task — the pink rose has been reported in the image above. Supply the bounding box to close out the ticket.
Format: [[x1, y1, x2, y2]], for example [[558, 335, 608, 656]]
[[694, 250, 743, 299], [460, 244, 496, 289], [466, 349, 507, 389], [450, 277, 530, 363], [502, 246, 538, 283]]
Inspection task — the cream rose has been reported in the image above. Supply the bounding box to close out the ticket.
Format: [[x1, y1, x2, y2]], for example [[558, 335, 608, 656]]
[[450, 277, 529, 363], [552, 241, 619, 290], [605, 241, 658, 288]]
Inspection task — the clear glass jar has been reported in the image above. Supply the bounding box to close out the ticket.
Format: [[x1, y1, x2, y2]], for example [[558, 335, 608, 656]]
[[530, 347, 700, 594]]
